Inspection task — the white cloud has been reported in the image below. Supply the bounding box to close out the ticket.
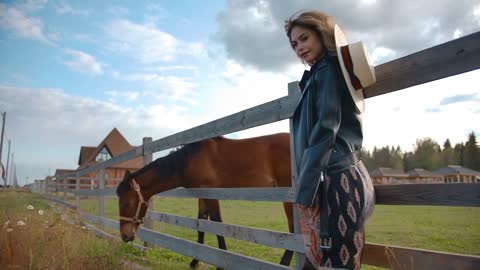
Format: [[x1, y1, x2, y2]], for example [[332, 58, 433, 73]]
[[106, 6, 129, 16], [103, 19, 178, 63], [199, 59, 480, 152], [16, 0, 48, 12], [362, 70, 480, 152], [105, 90, 141, 103], [474, 4, 480, 25], [453, 29, 463, 39], [187, 42, 208, 58], [216, 0, 480, 71], [64, 48, 103, 75], [143, 76, 198, 105], [0, 85, 208, 183], [204, 59, 298, 139], [0, 3, 53, 45], [113, 71, 198, 105], [370, 47, 396, 65], [54, 1, 91, 16], [103, 19, 207, 64]]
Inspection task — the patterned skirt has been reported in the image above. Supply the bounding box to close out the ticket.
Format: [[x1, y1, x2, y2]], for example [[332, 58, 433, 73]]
[[298, 161, 375, 270]]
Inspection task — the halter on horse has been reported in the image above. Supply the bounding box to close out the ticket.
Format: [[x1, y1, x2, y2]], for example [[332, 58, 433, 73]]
[[119, 178, 148, 227]]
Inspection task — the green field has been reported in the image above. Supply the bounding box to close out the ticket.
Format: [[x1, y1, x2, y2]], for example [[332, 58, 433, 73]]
[[78, 194, 480, 269], [2, 191, 479, 269]]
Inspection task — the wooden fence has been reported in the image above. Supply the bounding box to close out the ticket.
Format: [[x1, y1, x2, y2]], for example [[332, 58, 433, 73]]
[[35, 31, 480, 270]]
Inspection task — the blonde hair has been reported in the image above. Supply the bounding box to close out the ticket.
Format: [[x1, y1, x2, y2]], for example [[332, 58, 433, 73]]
[[284, 10, 336, 56]]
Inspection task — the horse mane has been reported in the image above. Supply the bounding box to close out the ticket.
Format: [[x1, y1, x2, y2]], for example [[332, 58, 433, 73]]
[[116, 137, 224, 195]]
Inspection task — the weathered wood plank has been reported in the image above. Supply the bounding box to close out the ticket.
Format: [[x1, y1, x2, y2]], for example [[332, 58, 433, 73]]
[[76, 213, 293, 270], [48, 202, 480, 270], [364, 31, 480, 98], [98, 169, 105, 221], [156, 187, 295, 202], [375, 183, 480, 207], [142, 32, 480, 152], [74, 187, 116, 196], [43, 195, 76, 209], [363, 242, 480, 270], [138, 227, 293, 270], [74, 184, 480, 207], [54, 183, 92, 188], [149, 95, 295, 153], [62, 147, 142, 178], [75, 174, 80, 209], [288, 82, 305, 270], [79, 212, 120, 230], [73, 187, 294, 201], [148, 211, 304, 252]]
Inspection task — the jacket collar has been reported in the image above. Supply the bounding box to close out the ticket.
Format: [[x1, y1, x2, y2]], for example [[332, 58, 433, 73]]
[[299, 55, 330, 92]]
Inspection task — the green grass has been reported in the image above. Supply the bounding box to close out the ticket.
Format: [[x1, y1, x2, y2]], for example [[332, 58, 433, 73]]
[[72, 195, 480, 270], [4, 191, 479, 269], [0, 191, 134, 270]]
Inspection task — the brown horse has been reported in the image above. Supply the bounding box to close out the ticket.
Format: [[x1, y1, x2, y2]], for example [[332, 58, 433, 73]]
[[116, 133, 294, 268]]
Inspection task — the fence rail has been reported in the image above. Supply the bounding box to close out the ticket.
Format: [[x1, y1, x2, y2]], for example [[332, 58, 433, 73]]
[[37, 31, 480, 270], [67, 183, 480, 207]]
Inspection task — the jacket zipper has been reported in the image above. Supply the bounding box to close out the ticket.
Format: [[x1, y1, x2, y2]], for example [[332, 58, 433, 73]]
[[310, 170, 324, 206], [307, 90, 310, 141]]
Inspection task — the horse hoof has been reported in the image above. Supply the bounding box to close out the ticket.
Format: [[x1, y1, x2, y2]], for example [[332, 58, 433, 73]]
[[189, 259, 199, 269]]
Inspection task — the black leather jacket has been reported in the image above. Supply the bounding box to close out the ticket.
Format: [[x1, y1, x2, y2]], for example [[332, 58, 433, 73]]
[[292, 54, 363, 207]]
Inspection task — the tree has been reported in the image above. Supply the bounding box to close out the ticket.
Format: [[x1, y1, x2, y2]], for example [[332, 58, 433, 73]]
[[371, 145, 404, 170], [360, 148, 375, 171], [453, 143, 465, 166], [441, 139, 456, 167], [390, 146, 404, 169], [463, 132, 479, 170], [403, 152, 415, 172], [411, 138, 441, 170]]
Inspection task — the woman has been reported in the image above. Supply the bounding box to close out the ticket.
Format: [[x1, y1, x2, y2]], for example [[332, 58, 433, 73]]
[[285, 11, 376, 270]]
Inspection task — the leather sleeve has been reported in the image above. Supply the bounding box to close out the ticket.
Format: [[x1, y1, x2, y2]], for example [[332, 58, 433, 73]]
[[296, 65, 342, 206], [308, 64, 342, 169]]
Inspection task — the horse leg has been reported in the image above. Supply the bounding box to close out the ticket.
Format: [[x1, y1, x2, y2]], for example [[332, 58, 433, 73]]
[[280, 202, 295, 266], [205, 199, 227, 270], [190, 199, 209, 269], [206, 199, 227, 250]]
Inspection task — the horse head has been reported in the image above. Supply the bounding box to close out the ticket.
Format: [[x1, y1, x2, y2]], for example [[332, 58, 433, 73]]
[[116, 170, 150, 242]]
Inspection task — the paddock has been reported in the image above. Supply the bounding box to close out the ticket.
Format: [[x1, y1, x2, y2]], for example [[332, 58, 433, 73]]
[[32, 30, 480, 269]]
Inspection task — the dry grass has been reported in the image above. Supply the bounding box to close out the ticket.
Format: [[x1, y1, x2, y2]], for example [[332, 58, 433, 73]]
[[0, 191, 138, 270]]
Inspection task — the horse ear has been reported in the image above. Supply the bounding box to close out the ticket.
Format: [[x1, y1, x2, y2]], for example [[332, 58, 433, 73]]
[[124, 170, 132, 183]]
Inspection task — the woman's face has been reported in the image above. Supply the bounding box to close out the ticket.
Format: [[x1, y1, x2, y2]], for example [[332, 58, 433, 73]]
[[290, 25, 324, 65]]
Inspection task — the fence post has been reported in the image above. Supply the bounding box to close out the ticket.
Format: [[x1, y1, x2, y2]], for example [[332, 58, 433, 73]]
[[75, 172, 80, 210], [288, 82, 305, 270], [46, 176, 49, 196], [62, 176, 67, 203], [55, 176, 59, 198], [98, 168, 105, 229], [142, 137, 154, 248]]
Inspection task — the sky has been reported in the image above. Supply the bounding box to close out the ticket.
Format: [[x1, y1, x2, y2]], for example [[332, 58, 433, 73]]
[[0, 0, 479, 186]]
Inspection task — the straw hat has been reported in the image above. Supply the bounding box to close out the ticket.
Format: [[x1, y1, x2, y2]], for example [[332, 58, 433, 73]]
[[334, 24, 376, 113]]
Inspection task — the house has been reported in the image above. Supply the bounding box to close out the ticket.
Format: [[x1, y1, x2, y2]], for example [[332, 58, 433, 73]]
[[369, 167, 409, 184], [76, 128, 144, 187], [432, 165, 480, 183], [406, 168, 443, 184], [53, 128, 145, 189], [54, 169, 76, 191]]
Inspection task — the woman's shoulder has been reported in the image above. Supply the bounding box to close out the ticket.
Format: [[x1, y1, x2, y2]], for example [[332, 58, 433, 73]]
[[310, 55, 339, 77]]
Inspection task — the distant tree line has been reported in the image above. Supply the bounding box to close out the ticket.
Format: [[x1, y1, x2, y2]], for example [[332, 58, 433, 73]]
[[361, 131, 480, 172]]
